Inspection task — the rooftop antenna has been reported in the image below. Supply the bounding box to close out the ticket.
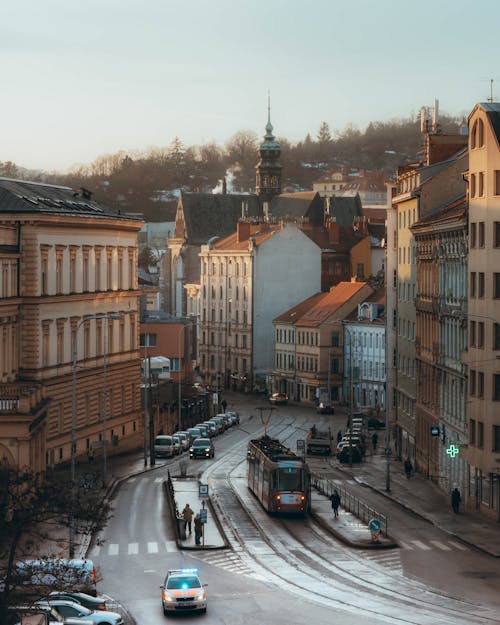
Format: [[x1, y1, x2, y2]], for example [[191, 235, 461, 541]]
[[488, 78, 494, 103], [268, 89, 271, 124]]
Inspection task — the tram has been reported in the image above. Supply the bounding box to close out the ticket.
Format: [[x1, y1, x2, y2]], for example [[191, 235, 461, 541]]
[[247, 435, 311, 514]]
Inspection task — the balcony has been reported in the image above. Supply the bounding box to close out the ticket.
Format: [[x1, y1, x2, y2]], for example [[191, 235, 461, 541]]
[[0, 382, 46, 415]]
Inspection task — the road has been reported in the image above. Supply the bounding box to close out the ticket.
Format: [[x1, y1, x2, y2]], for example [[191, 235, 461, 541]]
[[89, 395, 500, 624]]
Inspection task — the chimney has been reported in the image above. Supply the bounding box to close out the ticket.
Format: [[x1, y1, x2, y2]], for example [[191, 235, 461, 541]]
[[237, 221, 252, 243], [222, 177, 227, 195]]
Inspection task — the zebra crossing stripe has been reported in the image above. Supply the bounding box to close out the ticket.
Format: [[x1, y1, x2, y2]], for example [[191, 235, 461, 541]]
[[429, 540, 451, 551], [91, 545, 101, 557], [165, 540, 177, 552], [399, 541, 413, 550], [109, 544, 119, 556], [410, 540, 431, 550], [148, 541, 159, 553], [154, 477, 163, 483], [448, 540, 469, 551], [128, 543, 139, 555]]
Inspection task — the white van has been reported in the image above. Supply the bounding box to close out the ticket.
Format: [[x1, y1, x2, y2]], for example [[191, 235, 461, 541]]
[[154, 435, 175, 458]]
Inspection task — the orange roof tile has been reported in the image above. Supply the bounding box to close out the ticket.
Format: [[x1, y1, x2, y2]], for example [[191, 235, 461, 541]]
[[297, 281, 372, 327]]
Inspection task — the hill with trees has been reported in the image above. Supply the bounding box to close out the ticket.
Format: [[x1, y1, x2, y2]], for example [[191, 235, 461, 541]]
[[2, 113, 464, 222]]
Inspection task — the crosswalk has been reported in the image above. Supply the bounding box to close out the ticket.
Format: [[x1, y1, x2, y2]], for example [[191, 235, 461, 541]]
[[90, 537, 469, 559]]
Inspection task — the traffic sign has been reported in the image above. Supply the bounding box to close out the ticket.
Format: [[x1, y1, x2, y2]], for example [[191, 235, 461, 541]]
[[369, 518, 381, 543], [296, 439, 305, 451], [199, 483, 209, 498], [430, 426, 440, 436], [199, 509, 207, 524]]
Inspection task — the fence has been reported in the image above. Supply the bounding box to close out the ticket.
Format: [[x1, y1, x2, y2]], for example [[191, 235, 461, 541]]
[[311, 471, 388, 536]]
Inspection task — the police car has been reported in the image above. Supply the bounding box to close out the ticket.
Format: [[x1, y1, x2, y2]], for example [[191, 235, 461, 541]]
[[160, 568, 207, 615]]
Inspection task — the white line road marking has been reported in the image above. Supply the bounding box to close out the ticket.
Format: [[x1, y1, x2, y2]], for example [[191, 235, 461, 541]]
[[430, 540, 451, 551], [128, 543, 139, 555], [154, 477, 163, 483], [399, 541, 413, 549], [148, 541, 159, 553], [165, 540, 177, 552], [448, 540, 469, 551], [91, 545, 101, 557], [410, 540, 431, 550], [109, 543, 119, 556]]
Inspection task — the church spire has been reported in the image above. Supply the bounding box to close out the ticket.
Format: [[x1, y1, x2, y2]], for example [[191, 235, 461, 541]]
[[255, 93, 282, 203]]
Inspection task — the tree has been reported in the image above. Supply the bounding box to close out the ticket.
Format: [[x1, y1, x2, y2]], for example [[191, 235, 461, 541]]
[[0, 465, 111, 619], [0, 161, 19, 178]]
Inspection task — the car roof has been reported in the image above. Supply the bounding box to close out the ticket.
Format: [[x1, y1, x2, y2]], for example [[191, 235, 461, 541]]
[[193, 438, 210, 444], [166, 567, 200, 578]]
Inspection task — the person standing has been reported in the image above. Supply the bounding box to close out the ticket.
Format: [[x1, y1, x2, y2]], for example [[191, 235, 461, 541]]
[[182, 503, 194, 533], [372, 432, 378, 452], [337, 430, 342, 444], [451, 488, 461, 514], [87, 447, 94, 464], [404, 458, 413, 479], [221, 399, 227, 413], [330, 489, 341, 518], [194, 514, 203, 545]]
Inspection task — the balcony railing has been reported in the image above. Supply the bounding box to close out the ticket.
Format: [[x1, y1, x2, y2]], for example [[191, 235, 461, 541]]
[[0, 382, 44, 413]]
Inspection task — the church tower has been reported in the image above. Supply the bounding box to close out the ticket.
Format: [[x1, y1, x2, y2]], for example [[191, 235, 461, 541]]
[[255, 96, 282, 203]]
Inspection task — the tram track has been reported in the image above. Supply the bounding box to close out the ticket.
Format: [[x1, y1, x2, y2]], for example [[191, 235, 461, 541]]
[[202, 419, 500, 625]]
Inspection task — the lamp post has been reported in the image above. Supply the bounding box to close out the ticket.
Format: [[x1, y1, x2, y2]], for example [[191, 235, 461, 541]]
[[178, 323, 183, 432], [70, 311, 122, 558]]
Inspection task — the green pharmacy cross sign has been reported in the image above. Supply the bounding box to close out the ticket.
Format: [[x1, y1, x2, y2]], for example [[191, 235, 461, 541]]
[[446, 444, 460, 458]]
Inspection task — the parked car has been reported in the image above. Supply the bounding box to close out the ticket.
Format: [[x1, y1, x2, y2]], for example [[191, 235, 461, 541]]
[[207, 418, 223, 435], [201, 421, 217, 436], [195, 424, 210, 438], [154, 435, 175, 458], [316, 402, 334, 415], [187, 427, 202, 442], [176, 432, 191, 451], [225, 411, 240, 425], [44, 591, 107, 611], [269, 392, 288, 406], [337, 443, 363, 464], [189, 438, 215, 459], [368, 417, 386, 429], [36, 599, 123, 625], [171, 435, 182, 455], [212, 416, 227, 432]]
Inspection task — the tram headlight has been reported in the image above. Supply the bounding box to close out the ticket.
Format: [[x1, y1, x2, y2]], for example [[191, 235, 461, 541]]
[[300, 495, 305, 501], [275, 494, 281, 500]]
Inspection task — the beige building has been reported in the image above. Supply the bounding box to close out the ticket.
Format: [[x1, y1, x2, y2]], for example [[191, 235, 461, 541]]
[[0, 179, 143, 472], [463, 103, 500, 519]]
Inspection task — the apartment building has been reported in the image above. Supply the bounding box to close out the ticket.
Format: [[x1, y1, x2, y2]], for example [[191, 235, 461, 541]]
[[0, 179, 143, 472], [463, 103, 500, 519]]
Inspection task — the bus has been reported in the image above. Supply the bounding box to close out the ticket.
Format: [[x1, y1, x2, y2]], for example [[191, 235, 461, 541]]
[[247, 435, 311, 514]]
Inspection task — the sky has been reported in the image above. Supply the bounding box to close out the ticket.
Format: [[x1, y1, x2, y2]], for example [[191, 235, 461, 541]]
[[3, 0, 500, 172]]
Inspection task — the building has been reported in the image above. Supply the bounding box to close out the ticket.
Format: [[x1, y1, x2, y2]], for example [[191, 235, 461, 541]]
[[0, 179, 143, 472], [272, 281, 374, 404], [463, 103, 500, 519], [343, 292, 386, 411], [412, 195, 468, 489], [198, 220, 321, 392]]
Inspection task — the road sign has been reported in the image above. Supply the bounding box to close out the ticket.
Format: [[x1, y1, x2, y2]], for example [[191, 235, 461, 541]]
[[430, 426, 440, 436], [369, 518, 381, 543], [296, 439, 305, 451], [199, 483, 209, 498], [199, 509, 207, 524]]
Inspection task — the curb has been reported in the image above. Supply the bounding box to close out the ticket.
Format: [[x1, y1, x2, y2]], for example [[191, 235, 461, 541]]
[[310, 510, 399, 550]]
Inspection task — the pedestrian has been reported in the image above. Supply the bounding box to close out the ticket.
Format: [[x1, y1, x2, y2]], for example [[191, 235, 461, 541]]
[[330, 489, 341, 518], [221, 399, 227, 413], [194, 514, 203, 545], [87, 448, 94, 464], [337, 430, 342, 444], [451, 488, 461, 514], [404, 458, 413, 479], [372, 432, 378, 452], [182, 503, 194, 533]]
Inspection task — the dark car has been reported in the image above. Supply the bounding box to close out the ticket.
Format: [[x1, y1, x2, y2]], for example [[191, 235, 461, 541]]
[[189, 438, 215, 459], [368, 417, 386, 429], [269, 392, 288, 406], [46, 591, 107, 611], [337, 443, 363, 463], [316, 402, 334, 415]]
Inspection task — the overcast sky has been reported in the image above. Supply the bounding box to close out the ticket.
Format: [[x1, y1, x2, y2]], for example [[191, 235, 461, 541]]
[[3, 0, 500, 172]]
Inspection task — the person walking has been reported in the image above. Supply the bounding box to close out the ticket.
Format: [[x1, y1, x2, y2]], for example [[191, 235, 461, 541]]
[[194, 514, 203, 545], [221, 399, 227, 413], [182, 503, 194, 533], [330, 489, 341, 518], [371, 432, 378, 452], [404, 458, 413, 479], [451, 488, 461, 514], [337, 430, 342, 444], [87, 447, 94, 464]]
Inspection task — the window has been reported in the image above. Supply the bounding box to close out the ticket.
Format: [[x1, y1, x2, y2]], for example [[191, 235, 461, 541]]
[[494, 323, 500, 350], [470, 369, 476, 396], [494, 273, 500, 299], [470, 272, 476, 297], [493, 426, 500, 452], [139, 333, 157, 347], [478, 322, 485, 348], [495, 171, 500, 196], [494, 374, 500, 401], [56, 256, 63, 293], [331, 332, 339, 347], [470, 320, 476, 347], [495, 222, 500, 247], [478, 272, 485, 298], [356, 263, 364, 278], [478, 371, 484, 398], [470, 419, 476, 445], [393, 269, 397, 288], [470, 173, 476, 198], [470, 222, 476, 248], [479, 172, 484, 197], [478, 421, 484, 448], [478, 222, 485, 247]]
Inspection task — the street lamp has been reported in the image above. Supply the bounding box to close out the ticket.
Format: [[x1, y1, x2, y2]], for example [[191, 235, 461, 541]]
[[70, 311, 122, 557], [178, 323, 184, 432]]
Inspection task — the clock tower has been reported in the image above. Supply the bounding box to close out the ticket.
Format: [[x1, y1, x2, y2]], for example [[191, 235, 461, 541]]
[[255, 97, 282, 204]]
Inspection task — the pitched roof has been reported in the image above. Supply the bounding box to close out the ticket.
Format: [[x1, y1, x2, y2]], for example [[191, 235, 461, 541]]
[[175, 192, 262, 245], [0, 177, 137, 221], [269, 191, 324, 226], [297, 281, 372, 327], [273, 291, 325, 324], [328, 194, 363, 228], [212, 222, 283, 251], [481, 102, 500, 147]]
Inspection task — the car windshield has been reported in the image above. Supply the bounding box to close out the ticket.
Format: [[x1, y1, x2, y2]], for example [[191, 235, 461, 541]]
[[156, 437, 172, 444], [166, 575, 200, 590], [193, 439, 210, 447]]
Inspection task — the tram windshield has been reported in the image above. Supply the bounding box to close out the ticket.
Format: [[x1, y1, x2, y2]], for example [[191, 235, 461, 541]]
[[277, 467, 303, 490]]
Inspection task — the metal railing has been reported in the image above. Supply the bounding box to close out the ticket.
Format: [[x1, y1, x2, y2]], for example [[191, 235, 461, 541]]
[[312, 472, 388, 536]]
